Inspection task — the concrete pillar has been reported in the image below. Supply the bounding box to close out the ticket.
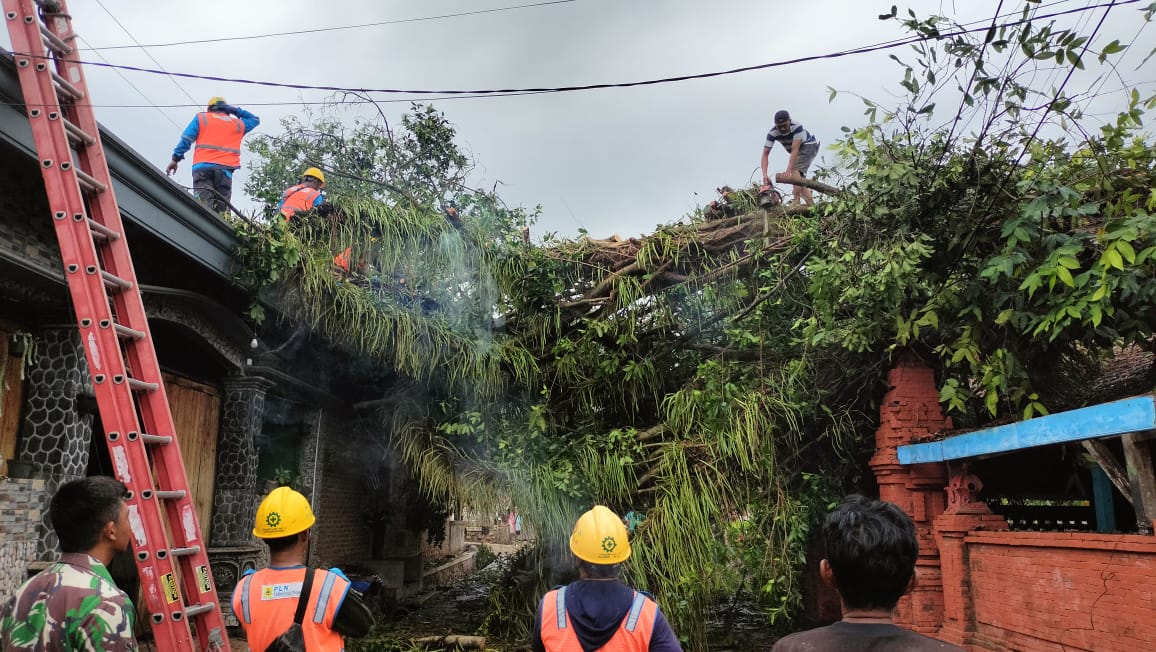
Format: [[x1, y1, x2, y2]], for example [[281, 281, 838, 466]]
[[15, 327, 94, 559], [868, 356, 950, 634]]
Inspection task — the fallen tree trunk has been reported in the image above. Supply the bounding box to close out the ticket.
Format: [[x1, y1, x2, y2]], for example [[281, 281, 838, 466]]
[[411, 634, 487, 650], [774, 173, 843, 196]]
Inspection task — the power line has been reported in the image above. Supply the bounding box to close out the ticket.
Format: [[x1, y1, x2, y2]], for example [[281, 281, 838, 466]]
[[21, 0, 1139, 99], [85, 0, 578, 51], [93, 0, 201, 107], [73, 35, 182, 129]]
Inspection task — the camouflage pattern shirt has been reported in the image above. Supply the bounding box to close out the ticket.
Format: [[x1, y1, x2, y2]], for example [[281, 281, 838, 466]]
[[0, 553, 138, 651]]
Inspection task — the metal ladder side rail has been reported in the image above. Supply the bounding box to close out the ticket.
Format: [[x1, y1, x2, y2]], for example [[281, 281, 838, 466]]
[[5, 1, 229, 649], [1, 4, 194, 648], [37, 9, 227, 645]]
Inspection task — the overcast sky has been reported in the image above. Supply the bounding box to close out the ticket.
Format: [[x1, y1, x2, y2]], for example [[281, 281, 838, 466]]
[[9, 0, 1155, 238]]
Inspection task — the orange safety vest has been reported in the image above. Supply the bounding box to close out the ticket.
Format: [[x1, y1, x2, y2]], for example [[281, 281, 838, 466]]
[[231, 567, 349, 652], [192, 111, 246, 168], [539, 586, 658, 652], [279, 183, 323, 219], [333, 246, 353, 272]]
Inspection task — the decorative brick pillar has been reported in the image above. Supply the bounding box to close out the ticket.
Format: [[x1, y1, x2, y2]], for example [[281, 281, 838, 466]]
[[15, 327, 94, 559], [869, 356, 949, 634], [934, 467, 1008, 646], [209, 376, 272, 547], [299, 408, 325, 568]]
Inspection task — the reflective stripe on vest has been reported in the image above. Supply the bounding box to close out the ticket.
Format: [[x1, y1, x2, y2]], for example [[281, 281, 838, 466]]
[[279, 183, 323, 219], [192, 111, 245, 168], [539, 587, 658, 652], [232, 567, 349, 652], [238, 574, 254, 624]]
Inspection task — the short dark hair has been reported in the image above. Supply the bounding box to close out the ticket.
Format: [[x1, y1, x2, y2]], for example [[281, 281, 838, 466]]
[[577, 559, 620, 579], [774, 109, 791, 123], [823, 494, 918, 611], [49, 476, 129, 553], [263, 532, 305, 553]]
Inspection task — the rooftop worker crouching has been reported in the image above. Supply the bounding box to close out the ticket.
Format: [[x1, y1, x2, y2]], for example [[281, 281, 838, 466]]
[[277, 167, 332, 221], [532, 505, 683, 652], [233, 487, 373, 652], [165, 96, 260, 214]]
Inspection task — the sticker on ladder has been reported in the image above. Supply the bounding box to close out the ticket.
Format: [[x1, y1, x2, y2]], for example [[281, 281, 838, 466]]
[[110, 445, 131, 483], [196, 565, 212, 593], [161, 573, 180, 604], [127, 504, 147, 548], [86, 331, 101, 370], [182, 504, 198, 543]]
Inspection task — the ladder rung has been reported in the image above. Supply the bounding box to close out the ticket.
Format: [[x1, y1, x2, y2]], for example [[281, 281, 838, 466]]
[[100, 270, 132, 291], [64, 118, 95, 146], [171, 546, 201, 557], [75, 168, 108, 193], [88, 218, 120, 242], [155, 490, 187, 500], [40, 24, 71, 55], [184, 603, 215, 618], [126, 377, 159, 392], [139, 433, 173, 445], [50, 70, 84, 101], [112, 322, 145, 340]]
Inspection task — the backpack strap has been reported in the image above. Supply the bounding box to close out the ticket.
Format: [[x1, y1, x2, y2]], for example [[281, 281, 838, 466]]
[[293, 567, 316, 625]]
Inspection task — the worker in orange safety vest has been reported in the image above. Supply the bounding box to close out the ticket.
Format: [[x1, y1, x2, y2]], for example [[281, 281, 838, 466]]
[[166, 97, 259, 213], [231, 487, 372, 651], [533, 506, 683, 652], [277, 167, 328, 220]]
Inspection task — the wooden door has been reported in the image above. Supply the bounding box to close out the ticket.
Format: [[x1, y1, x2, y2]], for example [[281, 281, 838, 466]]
[[0, 331, 26, 476], [161, 373, 221, 541]]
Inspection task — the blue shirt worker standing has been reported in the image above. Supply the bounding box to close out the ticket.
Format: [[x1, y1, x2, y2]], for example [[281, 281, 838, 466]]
[[165, 96, 259, 213], [760, 109, 820, 206]]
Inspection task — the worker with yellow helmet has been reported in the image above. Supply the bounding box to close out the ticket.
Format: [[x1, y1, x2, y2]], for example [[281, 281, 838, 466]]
[[277, 167, 329, 220], [532, 505, 683, 652], [165, 96, 260, 213], [231, 487, 372, 652]]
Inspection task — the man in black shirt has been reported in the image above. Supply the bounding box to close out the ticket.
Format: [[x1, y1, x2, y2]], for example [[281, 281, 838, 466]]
[[772, 495, 963, 651]]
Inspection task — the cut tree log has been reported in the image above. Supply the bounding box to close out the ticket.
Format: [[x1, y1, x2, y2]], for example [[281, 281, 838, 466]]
[[773, 173, 843, 195], [411, 634, 487, 650]]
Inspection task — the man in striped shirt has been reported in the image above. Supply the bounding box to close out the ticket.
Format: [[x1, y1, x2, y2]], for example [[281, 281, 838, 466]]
[[761, 109, 820, 205]]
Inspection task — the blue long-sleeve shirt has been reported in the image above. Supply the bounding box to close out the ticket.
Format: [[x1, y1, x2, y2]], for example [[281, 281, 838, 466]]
[[172, 107, 260, 171]]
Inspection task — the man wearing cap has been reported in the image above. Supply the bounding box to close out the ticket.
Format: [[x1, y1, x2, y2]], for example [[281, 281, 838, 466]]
[[232, 487, 372, 652], [532, 505, 682, 652], [760, 109, 820, 206], [277, 167, 330, 220], [165, 97, 260, 213]]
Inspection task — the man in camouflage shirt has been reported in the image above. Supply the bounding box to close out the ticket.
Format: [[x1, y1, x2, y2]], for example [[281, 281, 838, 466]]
[[1, 476, 139, 651]]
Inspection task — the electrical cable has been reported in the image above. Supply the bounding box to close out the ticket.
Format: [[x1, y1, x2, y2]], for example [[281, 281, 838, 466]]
[[18, 0, 1137, 99], [93, 0, 201, 107], [73, 35, 182, 129], [85, 0, 579, 51]]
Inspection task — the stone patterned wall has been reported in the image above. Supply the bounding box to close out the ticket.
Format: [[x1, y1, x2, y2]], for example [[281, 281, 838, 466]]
[[209, 377, 271, 547], [0, 478, 45, 601], [16, 328, 94, 559]]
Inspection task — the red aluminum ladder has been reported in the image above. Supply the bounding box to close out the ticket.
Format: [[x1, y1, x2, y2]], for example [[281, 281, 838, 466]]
[[2, 1, 229, 650]]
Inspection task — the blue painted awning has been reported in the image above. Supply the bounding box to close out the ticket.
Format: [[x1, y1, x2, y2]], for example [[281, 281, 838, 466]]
[[897, 395, 1156, 464]]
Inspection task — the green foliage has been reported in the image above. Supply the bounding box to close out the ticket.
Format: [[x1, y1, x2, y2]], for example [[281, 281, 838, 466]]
[[232, 6, 1155, 647]]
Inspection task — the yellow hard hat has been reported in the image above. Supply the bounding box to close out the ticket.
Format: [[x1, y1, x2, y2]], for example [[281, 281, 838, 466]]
[[302, 167, 326, 185], [207, 96, 227, 108], [570, 505, 631, 564], [253, 487, 316, 539]]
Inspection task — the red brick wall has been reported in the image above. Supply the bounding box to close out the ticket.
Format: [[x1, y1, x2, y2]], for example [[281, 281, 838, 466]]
[[962, 531, 1156, 651], [312, 423, 371, 566]]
